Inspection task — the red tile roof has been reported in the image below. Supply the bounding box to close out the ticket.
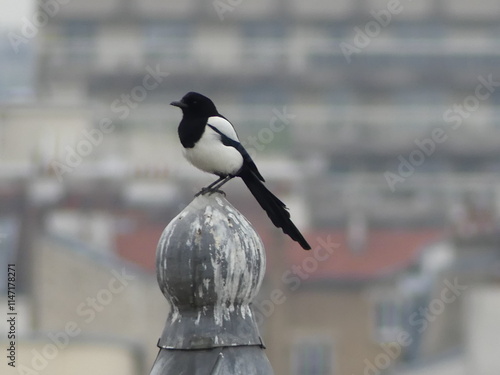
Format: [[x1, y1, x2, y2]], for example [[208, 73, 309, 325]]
[[115, 224, 164, 271], [285, 229, 443, 280], [114, 209, 443, 281]]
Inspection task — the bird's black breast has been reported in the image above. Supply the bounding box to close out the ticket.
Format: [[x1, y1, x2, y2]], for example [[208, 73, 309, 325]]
[[177, 116, 207, 148]]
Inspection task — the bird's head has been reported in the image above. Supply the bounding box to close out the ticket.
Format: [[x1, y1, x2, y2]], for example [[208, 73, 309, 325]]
[[170, 92, 219, 117]]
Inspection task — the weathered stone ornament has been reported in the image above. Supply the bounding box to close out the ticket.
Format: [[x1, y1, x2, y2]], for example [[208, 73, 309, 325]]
[[149, 193, 274, 374]]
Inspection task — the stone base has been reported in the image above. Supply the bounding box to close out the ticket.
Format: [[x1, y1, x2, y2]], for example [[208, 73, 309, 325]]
[[149, 345, 274, 375]]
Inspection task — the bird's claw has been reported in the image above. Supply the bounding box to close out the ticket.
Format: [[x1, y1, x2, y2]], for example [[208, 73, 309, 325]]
[[209, 189, 226, 197], [194, 188, 208, 197], [194, 188, 226, 197]]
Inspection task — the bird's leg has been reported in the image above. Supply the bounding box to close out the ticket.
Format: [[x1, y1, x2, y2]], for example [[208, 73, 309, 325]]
[[207, 175, 235, 196], [196, 175, 236, 197], [195, 176, 225, 197]]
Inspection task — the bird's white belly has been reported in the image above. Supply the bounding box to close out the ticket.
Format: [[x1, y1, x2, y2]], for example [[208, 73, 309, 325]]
[[184, 138, 243, 176]]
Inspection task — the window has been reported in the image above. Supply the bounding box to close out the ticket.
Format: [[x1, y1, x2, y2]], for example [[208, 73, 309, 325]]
[[63, 21, 96, 64], [308, 25, 349, 66], [144, 21, 191, 65], [0, 216, 20, 294], [308, 50, 348, 69], [237, 87, 292, 152], [391, 88, 447, 108], [0, 39, 34, 101], [292, 337, 333, 375], [240, 86, 287, 109], [389, 24, 446, 39], [241, 22, 286, 69], [239, 86, 288, 123], [373, 296, 403, 342]]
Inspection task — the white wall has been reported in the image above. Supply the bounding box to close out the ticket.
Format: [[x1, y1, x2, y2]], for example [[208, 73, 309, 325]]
[[0, 105, 89, 164], [96, 25, 144, 72], [466, 286, 500, 375], [2, 341, 139, 375]]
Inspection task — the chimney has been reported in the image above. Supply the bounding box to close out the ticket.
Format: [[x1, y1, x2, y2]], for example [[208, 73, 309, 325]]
[[347, 208, 367, 254]]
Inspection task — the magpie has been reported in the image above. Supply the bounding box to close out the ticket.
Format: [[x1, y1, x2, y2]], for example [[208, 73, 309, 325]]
[[171, 92, 311, 250]]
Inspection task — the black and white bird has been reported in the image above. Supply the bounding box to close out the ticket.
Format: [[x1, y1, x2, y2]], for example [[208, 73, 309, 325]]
[[171, 92, 311, 250]]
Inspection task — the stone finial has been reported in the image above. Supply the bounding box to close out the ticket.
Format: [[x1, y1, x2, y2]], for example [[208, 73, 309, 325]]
[[149, 193, 274, 375]]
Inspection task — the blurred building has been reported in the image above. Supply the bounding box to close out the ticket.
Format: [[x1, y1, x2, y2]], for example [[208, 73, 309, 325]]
[[264, 228, 442, 375], [1, 0, 500, 374], [0, 37, 35, 101], [30, 0, 500, 228], [396, 231, 500, 375]]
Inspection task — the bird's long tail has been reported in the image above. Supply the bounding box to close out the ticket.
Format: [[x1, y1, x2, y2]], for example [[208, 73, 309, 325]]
[[241, 170, 311, 250]]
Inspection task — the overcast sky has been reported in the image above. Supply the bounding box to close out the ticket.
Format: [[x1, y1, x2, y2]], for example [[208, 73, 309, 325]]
[[0, 0, 33, 28]]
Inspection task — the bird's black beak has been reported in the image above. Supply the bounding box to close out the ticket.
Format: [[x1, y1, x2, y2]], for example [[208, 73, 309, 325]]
[[170, 100, 188, 109]]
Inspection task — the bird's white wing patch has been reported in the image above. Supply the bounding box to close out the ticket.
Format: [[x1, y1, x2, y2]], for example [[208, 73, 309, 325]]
[[207, 116, 239, 142]]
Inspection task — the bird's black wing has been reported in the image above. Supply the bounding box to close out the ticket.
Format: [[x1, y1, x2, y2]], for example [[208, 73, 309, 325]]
[[207, 124, 265, 182]]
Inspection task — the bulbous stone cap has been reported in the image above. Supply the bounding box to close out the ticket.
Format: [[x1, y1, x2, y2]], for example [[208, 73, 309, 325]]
[[156, 193, 266, 349]]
